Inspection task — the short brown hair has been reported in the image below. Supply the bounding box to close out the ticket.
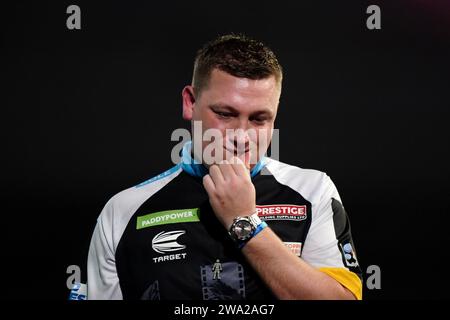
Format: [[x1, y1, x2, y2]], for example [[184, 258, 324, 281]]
[[192, 34, 283, 96]]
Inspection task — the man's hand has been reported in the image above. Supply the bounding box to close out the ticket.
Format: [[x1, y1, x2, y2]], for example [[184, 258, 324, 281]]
[[202, 157, 256, 229]]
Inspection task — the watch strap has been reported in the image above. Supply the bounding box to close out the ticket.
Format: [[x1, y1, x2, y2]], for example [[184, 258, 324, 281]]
[[236, 213, 268, 249]]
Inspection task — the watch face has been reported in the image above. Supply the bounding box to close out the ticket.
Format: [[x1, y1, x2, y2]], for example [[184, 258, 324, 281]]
[[234, 220, 253, 240]]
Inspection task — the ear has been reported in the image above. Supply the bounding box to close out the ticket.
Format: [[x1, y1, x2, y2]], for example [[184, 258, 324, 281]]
[[182, 85, 196, 120]]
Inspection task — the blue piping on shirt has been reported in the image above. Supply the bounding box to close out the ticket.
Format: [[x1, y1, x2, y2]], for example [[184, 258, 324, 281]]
[[180, 141, 266, 178]]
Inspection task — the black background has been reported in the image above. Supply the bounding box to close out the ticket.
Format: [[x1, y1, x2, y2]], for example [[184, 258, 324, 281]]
[[2, 0, 450, 300]]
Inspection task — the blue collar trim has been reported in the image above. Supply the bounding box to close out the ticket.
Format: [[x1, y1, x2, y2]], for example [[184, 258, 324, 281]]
[[180, 141, 266, 178]]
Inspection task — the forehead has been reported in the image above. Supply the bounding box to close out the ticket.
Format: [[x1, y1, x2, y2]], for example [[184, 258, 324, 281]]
[[199, 69, 280, 112]]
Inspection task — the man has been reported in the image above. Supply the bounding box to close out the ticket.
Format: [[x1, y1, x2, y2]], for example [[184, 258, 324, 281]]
[[87, 34, 362, 300]]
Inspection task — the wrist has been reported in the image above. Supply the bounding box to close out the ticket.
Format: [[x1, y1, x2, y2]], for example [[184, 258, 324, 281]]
[[228, 212, 267, 249]]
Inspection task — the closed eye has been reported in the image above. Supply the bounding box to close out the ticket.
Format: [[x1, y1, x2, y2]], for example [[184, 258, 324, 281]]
[[213, 110, 236, 119], [250, 116, 269, 125]]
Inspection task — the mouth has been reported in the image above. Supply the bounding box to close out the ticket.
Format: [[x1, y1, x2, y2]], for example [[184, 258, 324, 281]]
[[223, 146, 250, 156], [222, 146, 252, 169]]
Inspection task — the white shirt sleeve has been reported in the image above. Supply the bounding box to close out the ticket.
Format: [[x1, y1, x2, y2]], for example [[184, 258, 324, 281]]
[[87, 200, 123, 300], [301, 174, 360, 273]]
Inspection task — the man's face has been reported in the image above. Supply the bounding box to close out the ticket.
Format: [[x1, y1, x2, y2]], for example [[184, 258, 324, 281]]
[[183, 68, 281, 170]]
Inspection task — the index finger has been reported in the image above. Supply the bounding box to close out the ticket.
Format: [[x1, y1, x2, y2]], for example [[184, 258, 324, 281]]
[[229, 156, 250, 178]]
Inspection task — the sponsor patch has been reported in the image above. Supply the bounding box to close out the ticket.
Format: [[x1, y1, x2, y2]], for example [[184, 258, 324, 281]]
[[68, 282, 87, 300], [137, 208, 200, 229], [152, 230, 186, 254], [284, 242, 302, 257], [200, 261, 246, 300], [340, 242, 359, 268], [151, 230, 188, 263], [256, 205, 307, 221]]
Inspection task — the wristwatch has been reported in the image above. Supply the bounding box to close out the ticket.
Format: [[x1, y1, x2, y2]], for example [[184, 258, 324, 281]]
[[229, 213, 268, 249]]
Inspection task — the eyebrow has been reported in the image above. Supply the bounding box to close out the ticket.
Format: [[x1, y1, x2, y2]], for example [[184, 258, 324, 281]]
[[209, 104, 274, 118]]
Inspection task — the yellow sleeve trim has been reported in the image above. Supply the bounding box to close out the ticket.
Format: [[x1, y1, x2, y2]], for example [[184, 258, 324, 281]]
[[318, 267, 362, 300]]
